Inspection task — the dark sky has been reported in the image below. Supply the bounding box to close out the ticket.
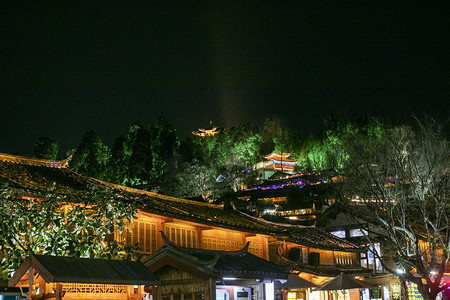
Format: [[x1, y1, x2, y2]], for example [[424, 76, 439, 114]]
[[1, 2, 449, 157]]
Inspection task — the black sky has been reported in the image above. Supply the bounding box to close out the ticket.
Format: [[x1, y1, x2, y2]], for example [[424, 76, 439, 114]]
[[1, 2, 449, 156]]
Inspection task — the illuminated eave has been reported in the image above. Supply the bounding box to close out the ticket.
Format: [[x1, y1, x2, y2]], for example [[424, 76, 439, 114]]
[[192, 127, 219, 137], [264, 152, 292, 160], [271, 159, 298, 165], [0, 153, 71, 168]]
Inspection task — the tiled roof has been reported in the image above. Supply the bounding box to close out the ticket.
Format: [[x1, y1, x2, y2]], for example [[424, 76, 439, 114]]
[[292, 262, 373, 277], [0, 153, 101, 193], [9, 255, 158, 287], [0, 153, 361, 252], [145, 234, 289, 279], [285, 226, 362, 251]]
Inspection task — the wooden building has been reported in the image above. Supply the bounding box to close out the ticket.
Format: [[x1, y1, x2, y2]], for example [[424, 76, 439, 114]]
[[239, 173, 332, 224], [253, 153, 299, 180], [8, 255, 157, 300], [145, 232, 289, 300], [0, 153, 370, 300], [192, 121, 220, 138]]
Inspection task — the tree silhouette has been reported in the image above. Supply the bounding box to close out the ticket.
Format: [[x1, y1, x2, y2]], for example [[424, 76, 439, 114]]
[[34, 136, 59, 160], [337, 118, 450, 300]]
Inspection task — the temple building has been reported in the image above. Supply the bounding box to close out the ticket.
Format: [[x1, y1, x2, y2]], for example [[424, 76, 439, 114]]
[[239, 173, 332, 225], [254, 152, 299, 180], [192, 121, 220, 138], [145, 232, 289, 300], [0, 153, 371, 300]]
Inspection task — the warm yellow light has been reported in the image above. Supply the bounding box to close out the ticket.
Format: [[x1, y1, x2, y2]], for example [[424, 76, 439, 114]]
[[287, 292, 297, 300]]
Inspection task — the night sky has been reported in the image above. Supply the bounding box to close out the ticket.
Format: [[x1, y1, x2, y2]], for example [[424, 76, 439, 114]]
[[1, 2, 449, 157]]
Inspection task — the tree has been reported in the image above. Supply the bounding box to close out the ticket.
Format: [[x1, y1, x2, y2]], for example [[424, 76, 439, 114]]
[[261, 117, 281, 155], [34, 136, 59, 160], [324, 118, 384, 172], [337, 118, 450, 300], [297, 134, 328, 172], [210, 124, 262, 192], [127, 124, 154, 188], [70, 131, 110, 180], [232, 124, 262, 166], [273, 128, 302, 160], [147, 117, 180, 189], [221, 124, 262, 167], [0, 184, 139, 279], [108, 136, 132, 185], [171, 160, 216, 202]]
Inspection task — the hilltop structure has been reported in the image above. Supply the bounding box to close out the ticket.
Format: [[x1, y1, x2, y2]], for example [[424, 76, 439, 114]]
[[192, 121, 220, 138]]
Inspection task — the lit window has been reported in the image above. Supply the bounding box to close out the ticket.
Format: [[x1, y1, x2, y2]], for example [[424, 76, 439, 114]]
[[287, 292, 297, 300], [367, 243, 383, 273], [164, 225, 197, 248], [121, 220, 157, 253], [331, 230, 346, 238], [349, 229, 367, 237], [202, 237, 243, 252], [335, 252, 353, 265], [302, 248, 308, 264], [360, 252, 367, 268]]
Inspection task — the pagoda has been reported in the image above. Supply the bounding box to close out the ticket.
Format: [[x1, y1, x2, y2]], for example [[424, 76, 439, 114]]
[[264, 152, 298, 172], [192, 121, 219, 138], [253, 152, 298, 180]]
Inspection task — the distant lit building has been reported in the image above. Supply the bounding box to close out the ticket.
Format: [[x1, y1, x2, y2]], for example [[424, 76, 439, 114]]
[[192, 121, 220, 137], [239, 173, 331, 224], [254, 152, 299, 180]]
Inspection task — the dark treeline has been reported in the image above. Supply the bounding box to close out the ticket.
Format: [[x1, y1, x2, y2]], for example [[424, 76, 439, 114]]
[[32, 115, 444, 200]]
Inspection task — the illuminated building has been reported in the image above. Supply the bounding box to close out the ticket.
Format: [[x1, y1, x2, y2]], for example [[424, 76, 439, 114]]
[[238, 173, 331, 225], [0, 153, 371, 300], [254, 152, 299, 180], [192, 121, 220, 137], [8, 255, 157, 300]]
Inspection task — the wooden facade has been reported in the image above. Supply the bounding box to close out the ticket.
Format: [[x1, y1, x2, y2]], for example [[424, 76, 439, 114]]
[[145, 235, 289, 300], [118, 212, 269, 260], [9, 255, 157, 300], [119, 212, 362, 277]]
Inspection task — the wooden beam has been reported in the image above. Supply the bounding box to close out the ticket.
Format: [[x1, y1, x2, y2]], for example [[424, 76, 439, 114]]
[[28, 267, 33, 300], [55, 283, 62, 300]]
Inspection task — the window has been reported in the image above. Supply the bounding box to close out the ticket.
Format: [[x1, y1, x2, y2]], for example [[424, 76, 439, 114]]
[[335, 252, 353, 265], [349, 228, 367, 237], [367, 243, 383, 273], [287, 247, 309, 264], [248, 243, 264, 258], [360, 252, 367, 268], [58, 283, 127, 294], [302, 248, 308, 264], [331, 230, 346, 238], [164, 224, 197, 248], [123, 220, 157, 253], [202, 237, 243, 251]]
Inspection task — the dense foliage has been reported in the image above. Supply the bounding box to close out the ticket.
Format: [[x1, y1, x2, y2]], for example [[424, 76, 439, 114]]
[[34, 136, 59, 160], [65, 118, 297, 198], [41, 116, 446, 204], [0, 185, 138, 279]]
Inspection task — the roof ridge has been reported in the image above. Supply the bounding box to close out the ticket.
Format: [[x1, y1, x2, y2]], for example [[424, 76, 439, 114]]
[[233, 208, 314, 230], [160, 231, 251, 256], [0, 153, 71, 168], [91, 177, 223, 207]]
